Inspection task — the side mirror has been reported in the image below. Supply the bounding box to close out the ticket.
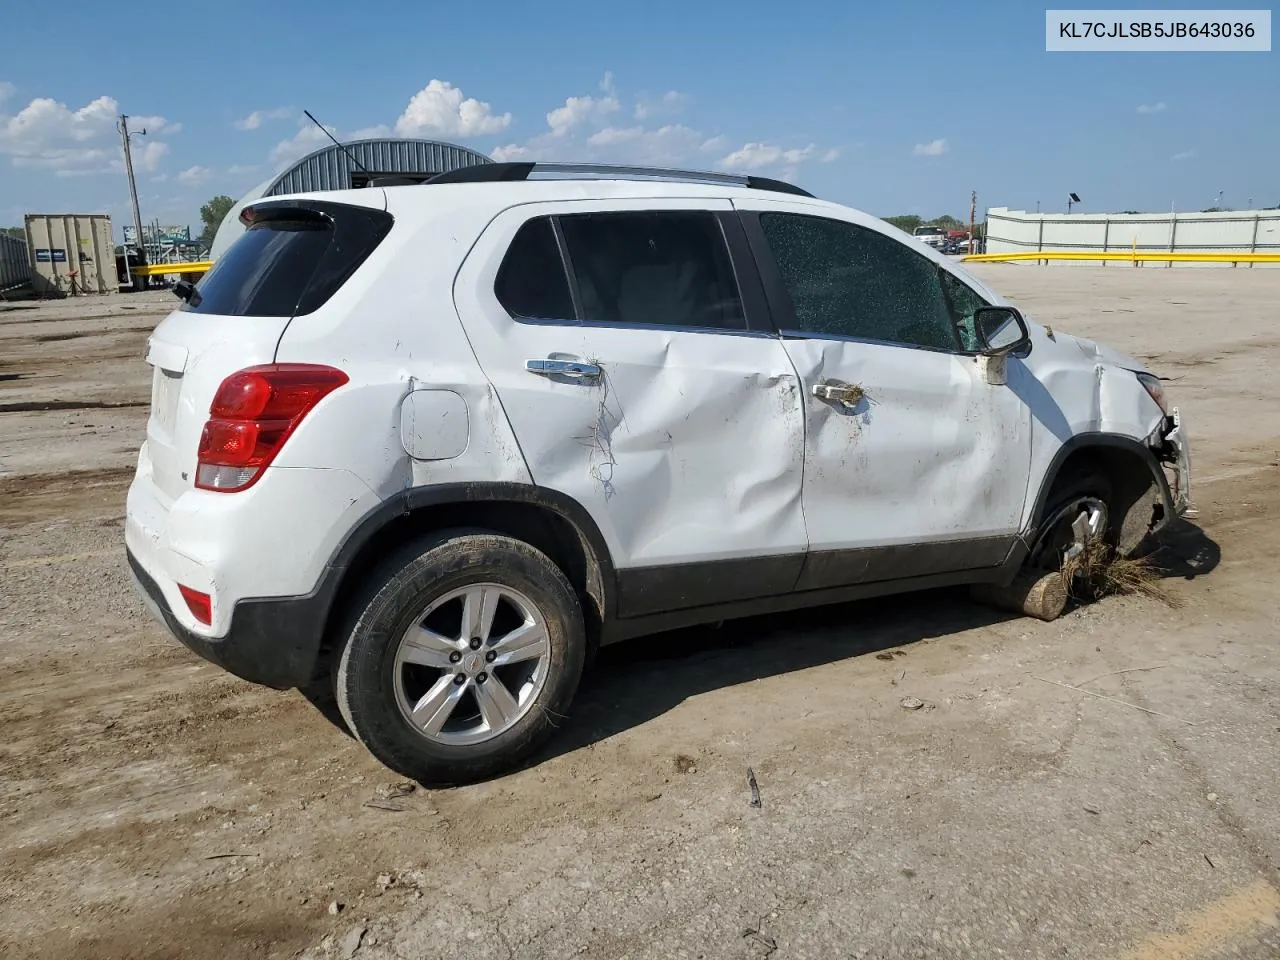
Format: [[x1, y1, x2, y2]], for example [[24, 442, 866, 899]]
[[172, 279, 195, 302], [974, 305, 1031, 356]]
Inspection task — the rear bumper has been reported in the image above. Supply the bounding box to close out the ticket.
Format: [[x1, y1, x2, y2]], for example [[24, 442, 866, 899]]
[[128, 546, 330, 689]]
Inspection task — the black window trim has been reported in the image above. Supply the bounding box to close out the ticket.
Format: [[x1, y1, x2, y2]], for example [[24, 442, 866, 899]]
[[495, 208, 772, 337], [738, 209, 977, 355]]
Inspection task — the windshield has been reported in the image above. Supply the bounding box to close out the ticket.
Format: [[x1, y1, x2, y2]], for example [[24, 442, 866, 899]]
[[914, 226, 943, 235]]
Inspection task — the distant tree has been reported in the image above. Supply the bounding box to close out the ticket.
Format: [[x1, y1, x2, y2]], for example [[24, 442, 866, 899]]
[[883, 215, 922, 233], [198, 195, 237, 246], [932, 215, 964, 230], [1, 226, 24, 240], [1116, 210, 1142, 215], [1200, 206, 1224, 213]]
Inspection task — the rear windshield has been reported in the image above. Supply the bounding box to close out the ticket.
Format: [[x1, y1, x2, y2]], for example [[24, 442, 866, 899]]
[[914, 226, 943, 235], [184, 201, 392, 317]]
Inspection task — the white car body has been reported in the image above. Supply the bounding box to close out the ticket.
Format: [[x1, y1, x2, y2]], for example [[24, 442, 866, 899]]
[[125, 165, 1191, 722]]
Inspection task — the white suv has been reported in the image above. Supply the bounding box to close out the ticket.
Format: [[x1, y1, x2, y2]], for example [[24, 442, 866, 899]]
[[126, 162, 1191, 785]]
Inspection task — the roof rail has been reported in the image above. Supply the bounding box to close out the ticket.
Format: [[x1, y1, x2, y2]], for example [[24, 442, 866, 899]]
[[424, 162, 815, 198]]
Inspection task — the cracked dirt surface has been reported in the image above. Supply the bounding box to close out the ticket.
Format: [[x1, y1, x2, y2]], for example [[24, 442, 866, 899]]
[[2, 268, 1280, 959]]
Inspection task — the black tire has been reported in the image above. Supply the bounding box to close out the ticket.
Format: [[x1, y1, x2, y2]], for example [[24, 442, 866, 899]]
[[335, 530, 585, 787], [1029, 471, 1115, 571]]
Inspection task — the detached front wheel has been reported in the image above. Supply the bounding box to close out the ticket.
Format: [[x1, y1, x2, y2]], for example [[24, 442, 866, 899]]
[[335, 532, 586, 786]]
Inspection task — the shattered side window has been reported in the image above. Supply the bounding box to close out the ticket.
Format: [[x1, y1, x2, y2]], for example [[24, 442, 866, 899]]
[[939, 269, 990, 352], [760, 213, 960, 351]]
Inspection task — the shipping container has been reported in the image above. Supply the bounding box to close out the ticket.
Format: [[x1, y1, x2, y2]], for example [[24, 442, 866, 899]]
[[0, 232, 30, 290], [24, 214, 119, 295]]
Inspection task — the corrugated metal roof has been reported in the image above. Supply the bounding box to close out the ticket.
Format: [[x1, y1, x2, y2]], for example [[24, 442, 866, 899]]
[[264, 139, 491, 196]]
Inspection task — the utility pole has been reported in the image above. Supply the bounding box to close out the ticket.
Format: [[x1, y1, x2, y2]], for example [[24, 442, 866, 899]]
[[117, 114, 147, 266], [968, 189, 977, 251]]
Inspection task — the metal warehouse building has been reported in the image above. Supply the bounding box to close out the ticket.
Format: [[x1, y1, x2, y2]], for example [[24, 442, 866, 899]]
[[210, 138, 492, 259]]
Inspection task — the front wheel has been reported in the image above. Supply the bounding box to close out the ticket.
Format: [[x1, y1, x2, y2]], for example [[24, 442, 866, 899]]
[[335, 531, 586, 786]]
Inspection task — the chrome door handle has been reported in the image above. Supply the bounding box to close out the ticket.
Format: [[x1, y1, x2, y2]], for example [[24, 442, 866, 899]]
[[525, 358, 602, 380], [812, 382, 864, 404]]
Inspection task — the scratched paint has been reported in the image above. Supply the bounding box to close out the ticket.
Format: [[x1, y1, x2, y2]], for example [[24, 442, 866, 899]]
[[782, 336, 1033, 550]]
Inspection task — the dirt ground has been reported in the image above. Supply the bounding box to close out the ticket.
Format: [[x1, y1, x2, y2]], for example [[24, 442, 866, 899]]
[[2, 265, 1278, 960]]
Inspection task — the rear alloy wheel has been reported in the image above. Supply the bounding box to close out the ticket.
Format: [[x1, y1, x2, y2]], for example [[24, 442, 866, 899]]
[[391, 583, 552, 746], [335, 532, 585, 786]]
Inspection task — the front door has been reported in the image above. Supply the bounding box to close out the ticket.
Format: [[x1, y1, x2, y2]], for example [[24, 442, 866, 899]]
[[453, 199, 809, 616], [736, 201, 1033, 590]]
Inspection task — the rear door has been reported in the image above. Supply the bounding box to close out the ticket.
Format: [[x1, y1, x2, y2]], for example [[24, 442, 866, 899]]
[[142, 196, 391, 503], [453, 199, 809, 616], [736, 200, 1032, 590]]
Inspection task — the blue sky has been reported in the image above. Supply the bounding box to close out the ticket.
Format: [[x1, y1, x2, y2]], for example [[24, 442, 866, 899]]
[[1, 0, 1275, 237]]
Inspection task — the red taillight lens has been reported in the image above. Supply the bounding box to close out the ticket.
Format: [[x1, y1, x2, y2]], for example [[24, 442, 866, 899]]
[[178, 584, 212, 625], [196, 364, 348, 492]]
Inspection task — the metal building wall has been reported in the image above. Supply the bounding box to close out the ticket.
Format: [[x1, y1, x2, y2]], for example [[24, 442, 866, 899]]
[[0, 232, 30, 289], [265, 139, 491, 196], [986, 207, 1280, 268]]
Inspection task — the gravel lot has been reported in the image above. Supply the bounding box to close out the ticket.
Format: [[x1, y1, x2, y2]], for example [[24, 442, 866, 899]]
[[1, 265, 1278, 960]]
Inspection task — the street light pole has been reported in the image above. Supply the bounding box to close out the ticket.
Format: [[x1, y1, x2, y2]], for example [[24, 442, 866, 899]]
[[117, 114, 147, 266]]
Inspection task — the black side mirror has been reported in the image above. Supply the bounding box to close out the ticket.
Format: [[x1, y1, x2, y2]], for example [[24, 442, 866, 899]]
[[172, 279, 202, 307], [974, 305, 1031, 357]]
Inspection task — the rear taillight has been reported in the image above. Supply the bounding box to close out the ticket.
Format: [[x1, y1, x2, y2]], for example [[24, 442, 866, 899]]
[[196, 364, 348, 492]]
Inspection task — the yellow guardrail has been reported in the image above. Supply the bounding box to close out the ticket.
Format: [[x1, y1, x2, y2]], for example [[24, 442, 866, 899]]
[[963, 250, 1280, 264], [131, 260, 213, 277]]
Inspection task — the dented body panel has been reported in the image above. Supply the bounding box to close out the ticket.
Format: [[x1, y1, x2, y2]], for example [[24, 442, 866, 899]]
[[780, 336, 1031, 552], [452, 198, 808, 571]]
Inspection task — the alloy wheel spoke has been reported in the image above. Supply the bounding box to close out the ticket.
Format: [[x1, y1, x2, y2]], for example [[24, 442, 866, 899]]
[[410, 675, 468, 735], [475, 675, 519, 731], [489, 621, 548, 667], [461, 587, 501, 644], [400, 625, 460, 669]]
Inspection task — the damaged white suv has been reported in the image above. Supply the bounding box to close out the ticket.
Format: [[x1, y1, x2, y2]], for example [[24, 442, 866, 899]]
[[126, 162, 1191, 785]]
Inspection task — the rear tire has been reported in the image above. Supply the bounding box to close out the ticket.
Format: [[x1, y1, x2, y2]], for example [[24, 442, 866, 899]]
[[335, 531, 586, 787]]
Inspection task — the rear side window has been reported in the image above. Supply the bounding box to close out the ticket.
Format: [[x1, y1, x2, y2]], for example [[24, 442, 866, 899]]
[[495, 218, 574, 320], [559, 211, 745, 329], [185, 202, 392, 317]]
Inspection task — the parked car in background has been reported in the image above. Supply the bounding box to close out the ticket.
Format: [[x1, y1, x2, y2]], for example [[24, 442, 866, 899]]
[[126, 162, 1192, 786]]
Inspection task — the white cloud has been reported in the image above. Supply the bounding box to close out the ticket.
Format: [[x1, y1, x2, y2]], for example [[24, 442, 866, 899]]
[[1171, 149, 1195, 161], [912, 138, 948, 157], [227, 163, 261, 177], [490, 143, 532, 162], [634, 90, 689, 121], [1137, 101, 1167, 114], [587, 126, 644, 147], [178, 164, 214, 185], [0, 82, 15, 104], [234, 107, 293, 130], [0, 94, 175, 176], [719, 142, 815, 171], [135, 140, 169, 171], [821, 147, 840, 163], [478, 75, 831, 178], [348, 124, 393, 140], [269, 122, 335, 165], [547, 93, 620, 137], [395, 79, 512, 138]]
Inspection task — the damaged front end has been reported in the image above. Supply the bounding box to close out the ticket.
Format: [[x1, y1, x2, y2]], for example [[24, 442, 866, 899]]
[[1147, 407, 1193, 518]]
